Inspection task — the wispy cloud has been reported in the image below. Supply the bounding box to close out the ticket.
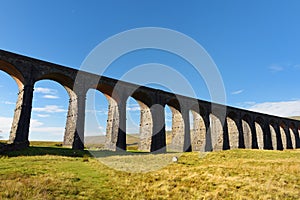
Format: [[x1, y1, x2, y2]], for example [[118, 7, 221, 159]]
[[126, 106, 141, 111], [0, 116, 65, 138], [231, 89, 244, 95], [35, 87, 57, 94], [1, 101, 15, 105], [37, 114, 50, 118], [269, 63, 300, 73], [269, 64, 284, 72], [86, 109, 108, 115], [293, 64, 300, 69], [42, 95, 59, 99], [0, 117, 13, 134], [126, 104, 141, 111], [34, 87, 59, 99], [247, 100, 300, 117], [29, 118, 65, 135], [33, 105, 66, 113], [30, 127, 65, 135]]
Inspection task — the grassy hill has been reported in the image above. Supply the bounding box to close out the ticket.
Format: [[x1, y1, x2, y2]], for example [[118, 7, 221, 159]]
[[290, 116, 300, 120], [0, 141, 299, 199], [85, 131, 173, 150]]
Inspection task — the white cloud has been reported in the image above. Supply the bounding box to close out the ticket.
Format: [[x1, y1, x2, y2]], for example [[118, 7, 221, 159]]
[[0, 116, 65, 140], [32, 105, 66, 113], [37, 114, 50, 118], [2, 101, 15, 105], [269, 63, 300, 72], [34, 87, 60, 99], [126, 104, 141, 111], [30, 119, 44, 127], [248, 100, 300, 117], [0, 117, 13, 134], [35, 87, 57, 94], [30, 127, 65, 136], [165, 124, 172, 131], [30, 118, 64, 135], [231, 89, 244, 95], [42, 95, 59, 99]]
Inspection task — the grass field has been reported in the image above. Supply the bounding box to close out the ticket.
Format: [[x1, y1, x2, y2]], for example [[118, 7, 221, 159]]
[[0, 141, 299, 199]]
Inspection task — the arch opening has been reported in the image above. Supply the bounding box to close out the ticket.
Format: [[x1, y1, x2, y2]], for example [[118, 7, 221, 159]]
[[84, 89, 109, 149], [0, 70, 20, 142], [126, 97, 152, 152], [29, 80, 69, 144]]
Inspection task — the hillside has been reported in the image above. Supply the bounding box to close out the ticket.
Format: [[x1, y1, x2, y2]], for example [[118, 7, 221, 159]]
[[85, 131, 173, 149], [290, 116, 300, 120]]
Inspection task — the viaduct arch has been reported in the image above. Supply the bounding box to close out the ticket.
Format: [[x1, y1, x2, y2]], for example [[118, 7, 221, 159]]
[[0, 50, 299, 152]]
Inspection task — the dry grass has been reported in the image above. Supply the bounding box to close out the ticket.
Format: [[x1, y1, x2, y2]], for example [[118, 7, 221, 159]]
[[290, 116, 300, 121], [0, 143, 299, 199]]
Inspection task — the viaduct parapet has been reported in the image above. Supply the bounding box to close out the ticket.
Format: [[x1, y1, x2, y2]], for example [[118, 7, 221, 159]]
[[0, 50, 299, 152]]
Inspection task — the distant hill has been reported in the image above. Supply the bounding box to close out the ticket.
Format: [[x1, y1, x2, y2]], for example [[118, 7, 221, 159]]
[[85, 131, 173, 149], [289, 116, 300, 120]]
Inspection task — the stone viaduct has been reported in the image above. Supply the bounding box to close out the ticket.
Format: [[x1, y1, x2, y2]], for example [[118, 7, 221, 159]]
[[0, 49, 299, 152]]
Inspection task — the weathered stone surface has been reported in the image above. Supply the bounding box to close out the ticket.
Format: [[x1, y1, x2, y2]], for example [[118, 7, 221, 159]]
[[138, 101, 152, 152], [64, 92, 78, 146], [255, 122, 264, 150], [190, 110, 206, 152], [105, 97, 119, 150], [209, 114, 223, 151], [227, 117, 239, 149], [242, 120, 252, 149], [280, 126, 287, 149], [269, 125, 277, 150], [169, 107, 184, 152]]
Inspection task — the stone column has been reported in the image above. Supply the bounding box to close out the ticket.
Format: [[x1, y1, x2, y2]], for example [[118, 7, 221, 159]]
[[204, 112, 212, 152], [138, 102, 153, 152], [283, 126, 293, 149], [150, 104, 166, 153], [72, 94, 86, 150], [105, 97, 119, 151], [222, 117, 230, 150], [292, 127, 300, 149], [273, 123, 283, 150], [64, 95, 77, 146], [170, 107, 184, 152], [191, 110, 206, 152], [236, 118, 245, 148], [9, 84, 34, 146], [249, 121, 258, 149], [262, 124, 273, 150], [116, 99, 126, 151]]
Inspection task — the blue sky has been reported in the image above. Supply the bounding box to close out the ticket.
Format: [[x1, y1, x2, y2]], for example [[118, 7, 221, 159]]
[[0, 0, 300, 141]]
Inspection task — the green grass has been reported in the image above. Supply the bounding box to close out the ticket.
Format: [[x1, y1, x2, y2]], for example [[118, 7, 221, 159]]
[[0, 141, 300, 199]]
